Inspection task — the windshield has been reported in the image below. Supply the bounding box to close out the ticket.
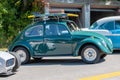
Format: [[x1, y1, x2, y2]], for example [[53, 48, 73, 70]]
[[90, 22, 98, 29], [67, 21, 80, 31]]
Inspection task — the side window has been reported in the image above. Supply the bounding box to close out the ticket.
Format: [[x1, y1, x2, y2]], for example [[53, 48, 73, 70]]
[[45, 24, 69, 36], [115, 21, 120, 29], [25, 25, 43, 37], [58, 24, 69, 35], [99, 21, 114, 30], [45, 24, 58, 36]]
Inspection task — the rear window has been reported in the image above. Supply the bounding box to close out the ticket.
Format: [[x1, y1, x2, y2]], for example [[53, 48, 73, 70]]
[[90, 22, 98, 29], [99, 21, 114, 30], [25, 25, 43, 37]]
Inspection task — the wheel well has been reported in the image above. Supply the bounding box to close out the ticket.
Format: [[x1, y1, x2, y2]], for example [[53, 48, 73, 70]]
[[12, 46, 30, 56], [78, 43, 100, 56]]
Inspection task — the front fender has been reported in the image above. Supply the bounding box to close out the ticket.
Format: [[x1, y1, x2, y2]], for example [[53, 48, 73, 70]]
[[8, 41, 34, 57], [73, 37, 112, 56]]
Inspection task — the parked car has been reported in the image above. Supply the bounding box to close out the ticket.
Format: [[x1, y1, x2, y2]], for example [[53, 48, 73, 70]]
[[0, 51, 21, 75], [8, 13, 113, 64], [82, 16, 120, 50]]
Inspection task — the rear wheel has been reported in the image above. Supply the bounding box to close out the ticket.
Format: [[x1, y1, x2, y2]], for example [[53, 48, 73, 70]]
[[81, 45, 101, 64], [13, 47, 30, 64]]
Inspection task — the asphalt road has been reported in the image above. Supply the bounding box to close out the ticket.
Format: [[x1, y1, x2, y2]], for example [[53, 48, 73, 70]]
[[1, 52, 120, 80]]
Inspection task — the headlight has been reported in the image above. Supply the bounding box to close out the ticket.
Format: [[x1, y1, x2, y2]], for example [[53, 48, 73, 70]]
[[6, 58, 14, 67]]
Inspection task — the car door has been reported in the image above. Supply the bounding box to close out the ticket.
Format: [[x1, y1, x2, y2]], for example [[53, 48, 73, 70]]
[[42, 23, 73, 56], [111, 21, 120, 49], [25, 24, 45, 55]]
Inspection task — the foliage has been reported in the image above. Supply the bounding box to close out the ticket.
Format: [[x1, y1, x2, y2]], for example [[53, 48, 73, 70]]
[[0, 0, 44, 48], [1, 0, 119, 48]]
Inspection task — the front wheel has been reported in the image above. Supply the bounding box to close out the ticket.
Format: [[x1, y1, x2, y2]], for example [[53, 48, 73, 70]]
[[81, 45, 101, 64], [13, 47, 30, 64]]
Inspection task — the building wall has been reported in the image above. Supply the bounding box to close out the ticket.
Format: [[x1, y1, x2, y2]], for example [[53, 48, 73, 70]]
[[36, 0, 120, 27]]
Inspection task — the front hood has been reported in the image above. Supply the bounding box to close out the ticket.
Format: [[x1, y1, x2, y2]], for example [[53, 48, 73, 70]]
[[0, 51, 14, 61], [71, 30, 107, 40], [81, 28, 111, 36], [71, 31, 113, 53]]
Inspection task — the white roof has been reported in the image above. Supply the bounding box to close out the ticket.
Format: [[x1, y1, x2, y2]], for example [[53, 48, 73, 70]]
[[96, 16, 120, 25]]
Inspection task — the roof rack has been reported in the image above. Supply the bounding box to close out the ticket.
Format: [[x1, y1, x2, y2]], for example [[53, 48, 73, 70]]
[[28, 12, 78, 22]]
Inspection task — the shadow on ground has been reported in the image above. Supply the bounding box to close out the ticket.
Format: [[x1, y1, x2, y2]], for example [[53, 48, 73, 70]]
[[22, 58, 105, 66], [0, 73, 16, 78], [113, 50, 120, 54]]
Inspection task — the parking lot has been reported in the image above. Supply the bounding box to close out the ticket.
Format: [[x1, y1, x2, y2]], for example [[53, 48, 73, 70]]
[[0, 52, 120, 80]]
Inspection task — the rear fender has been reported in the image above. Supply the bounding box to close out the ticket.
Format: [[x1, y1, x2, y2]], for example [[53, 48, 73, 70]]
[[9, 41, 34, 57]]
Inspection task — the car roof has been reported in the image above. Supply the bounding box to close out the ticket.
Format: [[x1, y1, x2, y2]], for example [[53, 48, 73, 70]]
[[25, 19, 73, 30], [35, 19, 73, 24], [96, 16, 120, 24]]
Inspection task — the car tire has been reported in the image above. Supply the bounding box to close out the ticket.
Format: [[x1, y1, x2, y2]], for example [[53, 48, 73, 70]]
[[81, 45, 100, 64], [10, 52, 21, 72], [13, 47, 30, 64], [100, 53, 107, 59]]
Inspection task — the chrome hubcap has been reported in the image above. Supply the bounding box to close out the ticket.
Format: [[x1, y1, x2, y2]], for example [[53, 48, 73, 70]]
[[16, 50, 26, 63], [84, 48, 97, 61]]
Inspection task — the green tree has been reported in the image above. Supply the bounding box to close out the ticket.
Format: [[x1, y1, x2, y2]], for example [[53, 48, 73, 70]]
[[0, 0, 44, 48]]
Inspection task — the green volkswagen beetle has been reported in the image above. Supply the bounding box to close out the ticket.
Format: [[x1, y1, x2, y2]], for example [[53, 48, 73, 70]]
[[8, 14, 113, 64]]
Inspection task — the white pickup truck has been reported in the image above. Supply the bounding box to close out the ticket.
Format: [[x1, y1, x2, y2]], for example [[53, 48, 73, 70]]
[[0, 51, 21, 75]]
